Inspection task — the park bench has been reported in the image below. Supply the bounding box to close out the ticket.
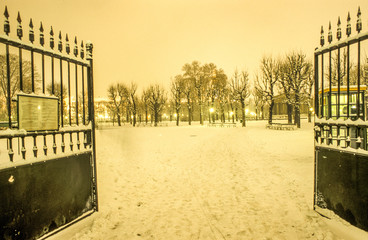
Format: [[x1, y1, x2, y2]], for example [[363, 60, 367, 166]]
[[266, 123, 296, 130], [207, 122, 237, 128]]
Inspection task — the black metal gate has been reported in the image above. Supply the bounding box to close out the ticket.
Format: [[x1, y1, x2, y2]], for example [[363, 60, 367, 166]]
[[314, 7, 368, 231], [0, 6, 98, 240]]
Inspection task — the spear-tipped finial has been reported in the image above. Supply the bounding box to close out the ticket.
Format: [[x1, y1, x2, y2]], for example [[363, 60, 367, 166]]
[[346, 12, 351, 37], [86, 41, 93, 60], [50, 26, 54, 49], [29, 18, 34, 43], [73, 36, 78, 57], [17, 12, 23, 39], [58, 31, 62, 52], [65, 33, 70, 54], [80, 40, 84, 59], [39, 22, 44, 46], [4, 6, 10, 35], [320, 26, 325, 46], [337, 16, 342, 40], [356, 6, 362, 33], [328, 21, 333, 43]]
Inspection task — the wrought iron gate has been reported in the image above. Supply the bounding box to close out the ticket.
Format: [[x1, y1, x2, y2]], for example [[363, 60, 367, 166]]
[[0, 6, 98, 240], [314, 7, 368, 231]]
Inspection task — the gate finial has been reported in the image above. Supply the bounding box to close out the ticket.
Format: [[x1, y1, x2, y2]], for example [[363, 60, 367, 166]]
[[86, 41, 93, 60], [357, 6, 362, 33], [337, 17, 341, 40], [346, 12, 351, 37], [29, 18, 34, 43], [65, 34, 70, 54], [58, 31, 63, 52], [17, 12, 22, 40], [328, 21, 333, 43], [4, 6, 10, 35], [74, 37, 78, 57], [40, 22, 44, 46], [80, 41, 84, 59], [50, 26, 54, 49], [320, 26, 325, 46]]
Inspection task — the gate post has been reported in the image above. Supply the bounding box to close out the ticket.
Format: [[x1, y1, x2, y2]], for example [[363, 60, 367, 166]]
[[86, 41, 99, 211]]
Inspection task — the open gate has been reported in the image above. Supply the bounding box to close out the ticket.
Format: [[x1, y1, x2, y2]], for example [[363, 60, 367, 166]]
[[314, 7, 368, 231], [0, 5, 98, 240]]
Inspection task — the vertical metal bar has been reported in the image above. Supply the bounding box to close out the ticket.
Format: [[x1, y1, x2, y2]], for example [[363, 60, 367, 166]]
[[31, 50, 35, 92], [21, 136, 26, 160], [51, 56, 55, 94], [68, 61, 72, 125], [52, 133, 57, 154], [60, 58, 64, 127], [61, 133, 65, 153], [314, 53, 319, 117], [82, 66, 85, 125], [337, 47, 341, 119], [329, 50, 332, 119], [75, 63, 79, 125], [42, 53, 45, 94], [69, 132, 74, 151], [33, 136, 38, 158], [357, 40, 361, 118], [19, 48, 23, 92], [6, 44, 11, 128], [8, 137, 14, 162], [43, 134, 47, 156], [321, 54, 324, 117], [87, 42, 98, 211], [347, 44, 350, 119], [77, 131, 80, 150]]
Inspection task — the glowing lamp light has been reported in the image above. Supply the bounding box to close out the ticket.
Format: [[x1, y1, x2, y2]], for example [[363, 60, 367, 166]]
[[310, 107, 313, 112], [230, 111, 234, 116], [38, 105, 41, 110], [210, 108, 214, 113], [174, 113, 177, 118], [245, 109, 249, 114]]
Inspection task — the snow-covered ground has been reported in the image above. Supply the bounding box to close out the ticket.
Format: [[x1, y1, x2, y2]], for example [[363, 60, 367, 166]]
[[49, 120, 368, 240]]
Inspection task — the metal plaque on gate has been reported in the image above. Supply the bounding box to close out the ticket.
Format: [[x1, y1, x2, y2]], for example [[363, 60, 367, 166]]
[[18, 94, 59, 131]]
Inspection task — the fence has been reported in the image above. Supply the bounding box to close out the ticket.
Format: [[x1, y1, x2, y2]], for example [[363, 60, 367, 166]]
[[0, 5, 98, 240], [314, 7, 368, 231]]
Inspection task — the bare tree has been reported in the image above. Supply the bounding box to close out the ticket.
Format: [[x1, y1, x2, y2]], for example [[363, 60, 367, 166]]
[[283, 51, 312, 128], [279, 62, 294, 124], [141, 89, 150, 124], [255, 56, 281, 124], [182, 78, 194, 125], [171, 75, 184, 126], [230, 69, 250, 127], [107, 83, 127, 126], [147, 84, 166, 127], [252, 87, 265, 120], [182, 61, 207, 125], [127, 82, 138, 126]]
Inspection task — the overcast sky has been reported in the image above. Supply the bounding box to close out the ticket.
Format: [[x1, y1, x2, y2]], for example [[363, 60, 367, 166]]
[[4, 0, 368, 97]]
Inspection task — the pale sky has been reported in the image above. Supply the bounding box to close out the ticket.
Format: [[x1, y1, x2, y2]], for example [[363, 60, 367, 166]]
[[4, 0, 368, 97]]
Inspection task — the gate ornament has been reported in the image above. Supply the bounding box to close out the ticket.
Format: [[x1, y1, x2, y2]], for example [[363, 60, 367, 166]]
[[50, 26, 54, 49], [58, 31, 62, 52], [66, 33, 70, 54], [356, 6, 362, 33], [3, 6, 9, 35], [17, 11, 22, 39], [320, 26, 324, 46], [328, 21, 332, 43], [29, 18, 34, 43], [40, 22, 44, 46], [346, 12, 351, 37], [336, 17, 341, 40]]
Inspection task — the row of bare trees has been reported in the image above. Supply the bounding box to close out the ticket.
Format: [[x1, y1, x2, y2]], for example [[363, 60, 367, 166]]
[[107, 82, 167, 127], [255, 51, 314, 128], [106, 52, 314, 128]]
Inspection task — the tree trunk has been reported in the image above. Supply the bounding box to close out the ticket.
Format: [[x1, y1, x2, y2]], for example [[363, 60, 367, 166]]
[[308, 109, 312, 123], [188, 103, 192, 125], [268, 100, 274, 124], [241, 101, 246, 127], [287, 103, 293, 124], [294, 92, 301, 128], [176, 109, 180, 126], [145, 108, 148, 124], [117, 114, 121, 126], [154, 109, 158, 127], [199, 102, 203, 125]]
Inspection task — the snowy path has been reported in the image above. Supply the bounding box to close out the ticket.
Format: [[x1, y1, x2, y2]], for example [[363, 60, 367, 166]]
[[51, 121, 354, 239]]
